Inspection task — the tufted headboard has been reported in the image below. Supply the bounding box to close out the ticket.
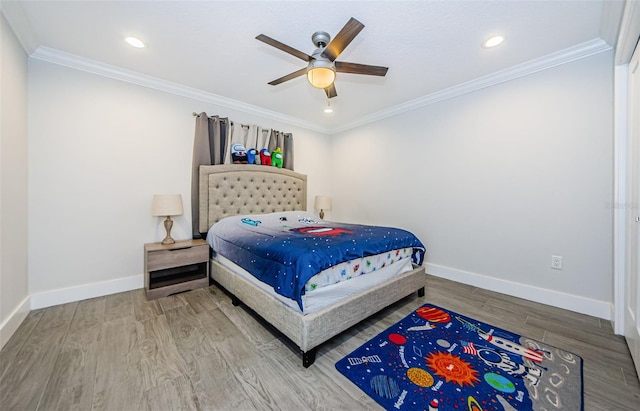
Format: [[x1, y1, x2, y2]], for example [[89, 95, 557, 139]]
[[198, 164, 307, 234]]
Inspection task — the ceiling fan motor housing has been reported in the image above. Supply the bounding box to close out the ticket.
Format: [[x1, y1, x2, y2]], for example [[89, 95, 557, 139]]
[[311, 31, 331, 48]]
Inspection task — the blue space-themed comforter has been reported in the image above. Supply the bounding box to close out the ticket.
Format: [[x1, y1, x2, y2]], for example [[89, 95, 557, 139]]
[[206, 212, 425, 311]]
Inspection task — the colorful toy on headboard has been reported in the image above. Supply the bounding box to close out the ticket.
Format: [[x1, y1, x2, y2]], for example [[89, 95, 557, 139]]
[[231, 143, 248, 164], [271, 147, 283, 168], [259, 148, 271, 165], [247, 148, 258, 164]]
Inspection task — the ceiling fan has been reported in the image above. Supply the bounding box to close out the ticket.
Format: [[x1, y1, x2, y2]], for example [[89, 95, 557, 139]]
[[256, 17, 389, 99]]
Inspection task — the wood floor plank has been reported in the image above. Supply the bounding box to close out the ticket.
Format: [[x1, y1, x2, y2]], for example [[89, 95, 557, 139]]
[[180, 287, 218, 313], [0, 302, 77, 410], [92, 316, 145, 410], [526, 315, 631, 354], [136, 314, 189, 391], [92, 380, 149, 411], [164, 304, 218, 365], [187, 348, 258, 411], [260, 339, 362, 410], [157, 293, 188, 312], [60, 296, 105, 353], [235, 360, 310, 410], [104, 289, 134, 322], [145, 374, 200, 411], [132, 288, 163, 322], [0, 309, 44, 378], [38, 342, 99, 410], [216, 298, 279, 348]]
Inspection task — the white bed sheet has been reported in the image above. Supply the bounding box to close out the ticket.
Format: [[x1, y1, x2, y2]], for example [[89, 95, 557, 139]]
[[213, 254, 413, 315]]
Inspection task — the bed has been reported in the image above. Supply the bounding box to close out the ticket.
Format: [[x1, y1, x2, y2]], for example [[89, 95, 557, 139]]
[[198, 164, 426, 367]]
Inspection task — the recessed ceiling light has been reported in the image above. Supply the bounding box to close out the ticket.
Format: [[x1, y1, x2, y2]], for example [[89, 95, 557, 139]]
[[125, 36, 145, 48], [482, 35, 504, 48]]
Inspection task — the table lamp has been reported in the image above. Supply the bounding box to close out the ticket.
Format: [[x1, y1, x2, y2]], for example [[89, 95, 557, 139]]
[[152, 194, 183, 245], [314, 195, 331, 219]]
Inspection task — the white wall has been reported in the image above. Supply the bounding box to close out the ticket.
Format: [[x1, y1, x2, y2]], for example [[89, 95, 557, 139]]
[[0, 14, 30, 348], [27, 59, 331, 306], [330, 51, 614, 318]]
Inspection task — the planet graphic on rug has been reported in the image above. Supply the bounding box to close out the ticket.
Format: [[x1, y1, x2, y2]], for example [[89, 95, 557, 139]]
[[369, 375, 401, 399], [406, 367, 434, 387], [416, 306, 451, 323], [484, 372, 516, 393], [436, 339, 450, 348], [467, 395, 484, 411], [388, 333, 407, 345]]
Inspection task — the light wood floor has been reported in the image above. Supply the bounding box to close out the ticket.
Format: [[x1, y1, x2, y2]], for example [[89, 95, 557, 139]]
[[1, 275, 639, 410]]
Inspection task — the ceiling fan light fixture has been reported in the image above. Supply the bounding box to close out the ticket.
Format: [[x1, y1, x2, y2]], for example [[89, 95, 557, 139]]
[[307, 59, 336, 89]]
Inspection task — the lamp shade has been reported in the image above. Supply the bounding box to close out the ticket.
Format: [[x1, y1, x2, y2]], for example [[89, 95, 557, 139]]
[[314, 195, 332, 211], [152, 194, 183, 217]]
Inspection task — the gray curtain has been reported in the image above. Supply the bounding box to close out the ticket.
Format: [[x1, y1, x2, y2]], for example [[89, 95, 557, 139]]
[[268, 129, 294, 170], [191, 114, 294, 237], [191, 113, 229, 238]]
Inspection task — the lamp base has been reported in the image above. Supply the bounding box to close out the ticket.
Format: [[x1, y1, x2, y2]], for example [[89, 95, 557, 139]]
[[161, 216, 175, 245], [320, 209, 325, 219]]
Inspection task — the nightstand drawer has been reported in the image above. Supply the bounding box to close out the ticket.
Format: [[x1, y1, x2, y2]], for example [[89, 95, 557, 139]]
[[146, 244, 208, 271]]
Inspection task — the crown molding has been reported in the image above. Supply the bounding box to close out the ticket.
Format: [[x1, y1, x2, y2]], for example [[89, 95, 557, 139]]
[[330, 38, 612, 134], [30, 38, 611, 136], [1, 1, 39, 54], [614, 0, 640, 64], [599, 0, 625, 49], [30, 46, 330, 134]]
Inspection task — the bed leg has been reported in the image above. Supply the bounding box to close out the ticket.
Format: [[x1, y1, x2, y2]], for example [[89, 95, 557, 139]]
[[417, 287, 425, 297], [231, 295, 240, 306], [302, 349, 317, 368]]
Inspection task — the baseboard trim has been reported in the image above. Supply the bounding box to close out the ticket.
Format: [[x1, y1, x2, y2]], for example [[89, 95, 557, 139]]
[[29, 274, 144, 310], [426, 263, 612, 320], [0, 295, 31, 350]]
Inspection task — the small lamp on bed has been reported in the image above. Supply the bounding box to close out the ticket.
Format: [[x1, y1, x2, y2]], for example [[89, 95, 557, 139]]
[[151, 194, 183, 245], [314, 195, 331, 219]]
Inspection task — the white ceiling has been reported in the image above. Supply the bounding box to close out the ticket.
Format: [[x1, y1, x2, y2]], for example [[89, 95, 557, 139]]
[[2, 0, 624, 134]]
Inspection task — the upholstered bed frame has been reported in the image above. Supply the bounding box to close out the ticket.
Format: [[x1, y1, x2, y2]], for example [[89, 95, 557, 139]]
[[199, 164, 426, 367]]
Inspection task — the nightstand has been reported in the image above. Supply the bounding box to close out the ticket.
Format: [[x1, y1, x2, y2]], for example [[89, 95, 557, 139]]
[[144, 239, 209, 299]]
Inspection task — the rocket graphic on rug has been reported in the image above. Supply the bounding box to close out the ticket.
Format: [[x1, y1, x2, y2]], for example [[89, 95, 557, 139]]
[[456, 316, 544, 363], [478, 333, 543, 363]]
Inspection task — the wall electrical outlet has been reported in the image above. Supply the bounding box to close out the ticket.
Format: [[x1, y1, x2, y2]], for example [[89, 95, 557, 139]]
[[551, 255, 563, 270]]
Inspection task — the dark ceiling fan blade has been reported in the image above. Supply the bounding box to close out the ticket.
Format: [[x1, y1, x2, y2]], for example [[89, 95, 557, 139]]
[[325, 83, 337, 99], [336, 61, 388, 76], [321, 17, 365, 61], [268, 67, 308, 85], [256, 34, 312, 62]]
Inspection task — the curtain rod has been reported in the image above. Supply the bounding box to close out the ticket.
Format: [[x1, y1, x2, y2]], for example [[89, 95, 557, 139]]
[[192, 112, 229, 123]]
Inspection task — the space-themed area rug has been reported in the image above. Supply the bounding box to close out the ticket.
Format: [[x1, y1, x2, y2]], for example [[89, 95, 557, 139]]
[[335, 304, 583, 411]]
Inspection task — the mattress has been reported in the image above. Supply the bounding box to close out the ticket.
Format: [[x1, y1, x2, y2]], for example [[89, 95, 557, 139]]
[[304, 246, 414, 293]]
